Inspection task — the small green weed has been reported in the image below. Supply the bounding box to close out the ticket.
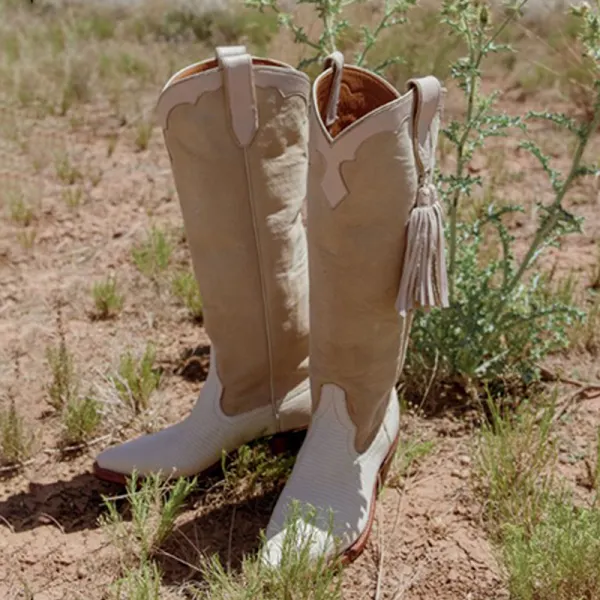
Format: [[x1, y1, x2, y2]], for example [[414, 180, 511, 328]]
[[589, 425, 600, 495], [171, 271, 203, 321], [503, 498, 600, 600], [87, 165, 103, 187], [196, 502, 342, 600], [113, 344, 161, 414], [221, 439, 295, 499], [107, 132, 119, 158], [101, 471, 196, 564], [111, 561, 162, 600], [59, 56, 92, 115], [62, 186, 84, 209], [388, 436, 435, 487], [0, 400, 33, 468], [16, 229, 37, 250], [7, 190, 35, 226], [472, 391, 600, 598], [55, 152, 82, 185], [92, 276, 124, 319], [61, 395, 102, 447], [134, 117, 153, 152], [46, 310, 78, 411], [570, 292, 600, 355], [475, 394, 557, 536], [132, 227, 172, 280]]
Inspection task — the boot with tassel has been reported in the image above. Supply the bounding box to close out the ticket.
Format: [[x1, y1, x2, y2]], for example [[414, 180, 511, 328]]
[[263, 51, 448, 565]]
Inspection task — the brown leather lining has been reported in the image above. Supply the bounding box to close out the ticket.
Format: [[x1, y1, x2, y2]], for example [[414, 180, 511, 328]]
[[170, 58, 289, 85], [316, 68, 398, 138]]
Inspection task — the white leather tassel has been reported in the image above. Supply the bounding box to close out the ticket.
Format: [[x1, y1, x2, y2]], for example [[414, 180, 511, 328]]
[[396, 183, 449, 317]]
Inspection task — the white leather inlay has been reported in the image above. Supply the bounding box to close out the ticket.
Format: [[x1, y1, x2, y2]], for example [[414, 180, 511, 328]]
[[157, 67, 310, 131], [311, 100, 411, 208]]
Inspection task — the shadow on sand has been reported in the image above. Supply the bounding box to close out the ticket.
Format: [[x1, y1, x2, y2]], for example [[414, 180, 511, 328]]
[[156, 486, 282, 585], [0, 471, 124, 534]]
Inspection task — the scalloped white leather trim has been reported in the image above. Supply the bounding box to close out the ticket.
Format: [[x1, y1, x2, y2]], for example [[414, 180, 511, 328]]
[[157, 65, 310, 130]]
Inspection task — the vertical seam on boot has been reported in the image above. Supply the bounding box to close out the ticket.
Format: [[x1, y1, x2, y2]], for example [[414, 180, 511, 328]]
[[243, 147, 278, 431]]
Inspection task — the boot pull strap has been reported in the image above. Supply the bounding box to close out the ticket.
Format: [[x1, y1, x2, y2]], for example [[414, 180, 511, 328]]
[[215, 45, 258, 147], [322, 51, 345, 127], [407, 76, 443, 184], [396, 76, 449, 317]]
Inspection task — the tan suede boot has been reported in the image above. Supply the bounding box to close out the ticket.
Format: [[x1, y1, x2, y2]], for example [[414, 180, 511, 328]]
[[263, 52, 448, 564], [94, 46, 312, 483]]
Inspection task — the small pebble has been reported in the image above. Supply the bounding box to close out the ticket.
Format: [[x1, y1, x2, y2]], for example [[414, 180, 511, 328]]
[[458, 455, 471, 466]]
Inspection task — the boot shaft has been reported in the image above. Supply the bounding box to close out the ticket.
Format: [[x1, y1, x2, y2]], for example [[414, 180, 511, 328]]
[[157, 47, 311, 418], [308, 55, 447, 451]]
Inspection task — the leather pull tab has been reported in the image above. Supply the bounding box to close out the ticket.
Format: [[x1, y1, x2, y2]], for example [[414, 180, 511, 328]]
[[407, 76, 443, 182], [323, 51, 345, 127], [215, 45, 258, 147], [397, 76, 449, 316]]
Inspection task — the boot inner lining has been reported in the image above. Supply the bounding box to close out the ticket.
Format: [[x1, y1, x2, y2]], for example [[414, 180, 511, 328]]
[[170, 58, 291, 85], [316, 68, 398, 138]]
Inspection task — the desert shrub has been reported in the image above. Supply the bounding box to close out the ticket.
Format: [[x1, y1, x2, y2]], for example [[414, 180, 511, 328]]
[[404, 0, 600, 405], [248, 0, 419, 71]]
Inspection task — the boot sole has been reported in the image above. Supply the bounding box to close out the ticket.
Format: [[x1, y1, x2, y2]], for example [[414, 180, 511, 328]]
[[92, 428, 308, 486], [340, 430, 400, 565]]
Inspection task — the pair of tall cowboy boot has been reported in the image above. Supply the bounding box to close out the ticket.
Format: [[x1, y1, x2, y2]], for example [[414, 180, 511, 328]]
[[94, 45, 448, 565]]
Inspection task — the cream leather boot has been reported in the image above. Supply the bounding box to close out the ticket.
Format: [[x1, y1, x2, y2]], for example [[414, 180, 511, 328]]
[[263, 52, 448, 564], [94, 46, 312, 483]]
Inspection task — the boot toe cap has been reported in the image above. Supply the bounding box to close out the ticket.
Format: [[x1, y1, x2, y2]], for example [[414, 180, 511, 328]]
[[95, 425, 192, 479], [262, 519, 337, 568]]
